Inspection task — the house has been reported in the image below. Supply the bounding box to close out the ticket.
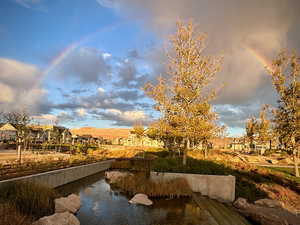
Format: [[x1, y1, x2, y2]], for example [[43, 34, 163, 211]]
[[27, 126, 47, 143], [0, 123, 18, 141], [31, 125, 72, 143], [122, 133, 164, 148]]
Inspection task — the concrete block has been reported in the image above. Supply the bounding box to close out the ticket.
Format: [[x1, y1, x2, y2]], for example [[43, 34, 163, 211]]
[[150, 172, 235, 202]]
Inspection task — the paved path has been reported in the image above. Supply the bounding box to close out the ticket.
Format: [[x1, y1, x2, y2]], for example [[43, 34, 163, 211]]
[[192, 193, 252, 225]]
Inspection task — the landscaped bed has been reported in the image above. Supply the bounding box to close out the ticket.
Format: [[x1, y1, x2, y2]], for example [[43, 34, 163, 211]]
[[111, 154, 300, 214], [0, 155, 104, 181]]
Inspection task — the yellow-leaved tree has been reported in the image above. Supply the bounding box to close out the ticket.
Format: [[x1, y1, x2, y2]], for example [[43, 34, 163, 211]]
[[144, 21, 222, 165], [268, 51, 300, 177]]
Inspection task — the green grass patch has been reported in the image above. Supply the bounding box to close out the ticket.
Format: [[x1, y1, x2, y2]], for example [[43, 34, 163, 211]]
[[151, 157, 299, 202], [261, 166, 300, 184]]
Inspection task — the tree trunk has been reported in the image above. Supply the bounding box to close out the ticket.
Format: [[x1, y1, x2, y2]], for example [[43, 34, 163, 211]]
[[17, 138, 22, 164], [294, 148, 299, 177], [183, 149, 187, 166], [183, 138, 190, 166], [204, 147, 208, 159]]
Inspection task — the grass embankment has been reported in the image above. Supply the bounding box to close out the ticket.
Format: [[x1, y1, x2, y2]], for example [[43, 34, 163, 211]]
[[0, 154, 104, 181], [0, 181, 57, 225]]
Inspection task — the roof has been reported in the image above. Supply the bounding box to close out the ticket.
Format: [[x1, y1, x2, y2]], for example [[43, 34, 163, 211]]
[[0, 123, 18, 131]]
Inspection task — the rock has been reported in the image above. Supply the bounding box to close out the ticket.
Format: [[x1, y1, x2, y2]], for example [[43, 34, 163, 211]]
[[55, 194, 81, 214], [255, 199, 284, 208], [233, 198, 250, 209], [129, 193, 153, 206], [234, 198, 299, 225], [32, 212, 80, 225], [105, 171, 132, 184]]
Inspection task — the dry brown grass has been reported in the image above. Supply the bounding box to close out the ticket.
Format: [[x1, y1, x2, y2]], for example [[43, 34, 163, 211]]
[[0, 203, 32, 225], [112, 173, 192, 198]]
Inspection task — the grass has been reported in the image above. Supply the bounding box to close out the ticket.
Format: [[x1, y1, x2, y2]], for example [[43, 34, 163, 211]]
[[0, 203, 32, 225], [112, 173, 192, 198], [151, 157, 300, 202], [0, 181, 57, 219], [261, 166, 300, 183]]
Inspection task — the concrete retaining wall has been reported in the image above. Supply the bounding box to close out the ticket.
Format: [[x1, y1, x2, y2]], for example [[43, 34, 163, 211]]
[[150, 172, 235, 202], [0, 160, 114, 189]]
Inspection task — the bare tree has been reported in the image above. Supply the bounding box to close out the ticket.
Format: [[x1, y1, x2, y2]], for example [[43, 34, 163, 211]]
[[1, 110, 32, 163]]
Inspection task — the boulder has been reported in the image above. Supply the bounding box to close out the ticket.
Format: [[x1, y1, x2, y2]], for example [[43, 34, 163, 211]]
[[233, 198, 250, 209], [234, 198, 299, 225], [55, 194, 81, 214], [255, 199, 284, 208], [32, 212, 80, 225], [105, 171, 132, 184], [129, 193, 153, 206]]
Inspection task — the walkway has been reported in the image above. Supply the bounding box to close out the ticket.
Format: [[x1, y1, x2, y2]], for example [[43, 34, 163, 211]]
[[192, 193, 252, 225]]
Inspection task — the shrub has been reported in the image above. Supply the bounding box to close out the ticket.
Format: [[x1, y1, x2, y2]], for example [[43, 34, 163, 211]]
[[0, 181, 57, 219]]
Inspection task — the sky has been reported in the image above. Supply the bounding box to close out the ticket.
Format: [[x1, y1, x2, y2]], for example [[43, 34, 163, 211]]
[[0, 0, 300, 136]]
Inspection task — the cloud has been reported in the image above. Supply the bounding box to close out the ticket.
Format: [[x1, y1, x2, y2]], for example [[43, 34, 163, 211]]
[[96, 108, 151, 126], [13, 0, 48, 12], [113, 59, 148, 88], [0, 58, 48, 114], [97, 87, 105, 94], [57, 47, 111, 84], [76, 108, 86, 117], [0, 83, 15, 103], [98, 0, 300, 129]]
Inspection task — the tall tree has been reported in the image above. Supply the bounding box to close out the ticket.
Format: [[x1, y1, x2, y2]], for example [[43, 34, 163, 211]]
[[246, 117, 258, 150], [144, 21, 222, 165], [256, 106, 273, 149], [131, 124, 146, 146], [268, 51, 300, 177]]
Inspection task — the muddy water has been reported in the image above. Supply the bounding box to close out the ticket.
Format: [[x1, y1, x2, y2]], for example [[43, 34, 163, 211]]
[[57, 172, 212, 225]]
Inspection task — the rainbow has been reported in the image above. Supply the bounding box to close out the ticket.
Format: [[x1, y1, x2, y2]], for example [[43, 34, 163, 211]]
[[37, 23, 122, 84], [244, 45, 275, 74]]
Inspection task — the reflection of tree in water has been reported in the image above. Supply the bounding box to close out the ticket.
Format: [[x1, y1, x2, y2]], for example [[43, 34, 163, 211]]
[[150, 200, 208, 225]]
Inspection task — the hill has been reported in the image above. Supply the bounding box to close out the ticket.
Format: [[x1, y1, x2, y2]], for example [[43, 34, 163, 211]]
[[71, 127, 132, 140]]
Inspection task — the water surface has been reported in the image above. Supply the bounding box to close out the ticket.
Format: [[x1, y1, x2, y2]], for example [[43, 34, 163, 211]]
[[57, 172, 212, 225]]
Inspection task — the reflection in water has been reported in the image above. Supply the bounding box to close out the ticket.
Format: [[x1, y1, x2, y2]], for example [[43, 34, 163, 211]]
[[57, 172, 210, 225]]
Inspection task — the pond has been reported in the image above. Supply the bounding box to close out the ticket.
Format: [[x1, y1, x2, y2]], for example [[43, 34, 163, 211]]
[[57, 172, 214, 225]]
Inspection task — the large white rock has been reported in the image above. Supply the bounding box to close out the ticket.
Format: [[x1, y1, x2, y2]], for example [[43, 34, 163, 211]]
[[55, 194, 81, 214], [129, 193, 153, 206], [32, 212, 80, 225]]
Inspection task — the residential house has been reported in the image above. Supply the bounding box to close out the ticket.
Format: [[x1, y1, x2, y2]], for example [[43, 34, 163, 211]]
[[122, 133, 164, 148], [0, 123, 18, 141]]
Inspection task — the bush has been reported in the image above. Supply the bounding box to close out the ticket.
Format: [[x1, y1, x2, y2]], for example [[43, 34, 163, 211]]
[[0, 181, 57, 219]]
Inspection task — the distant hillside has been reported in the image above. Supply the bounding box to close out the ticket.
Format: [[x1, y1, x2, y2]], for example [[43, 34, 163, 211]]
[[71, 127, 132, 140]]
